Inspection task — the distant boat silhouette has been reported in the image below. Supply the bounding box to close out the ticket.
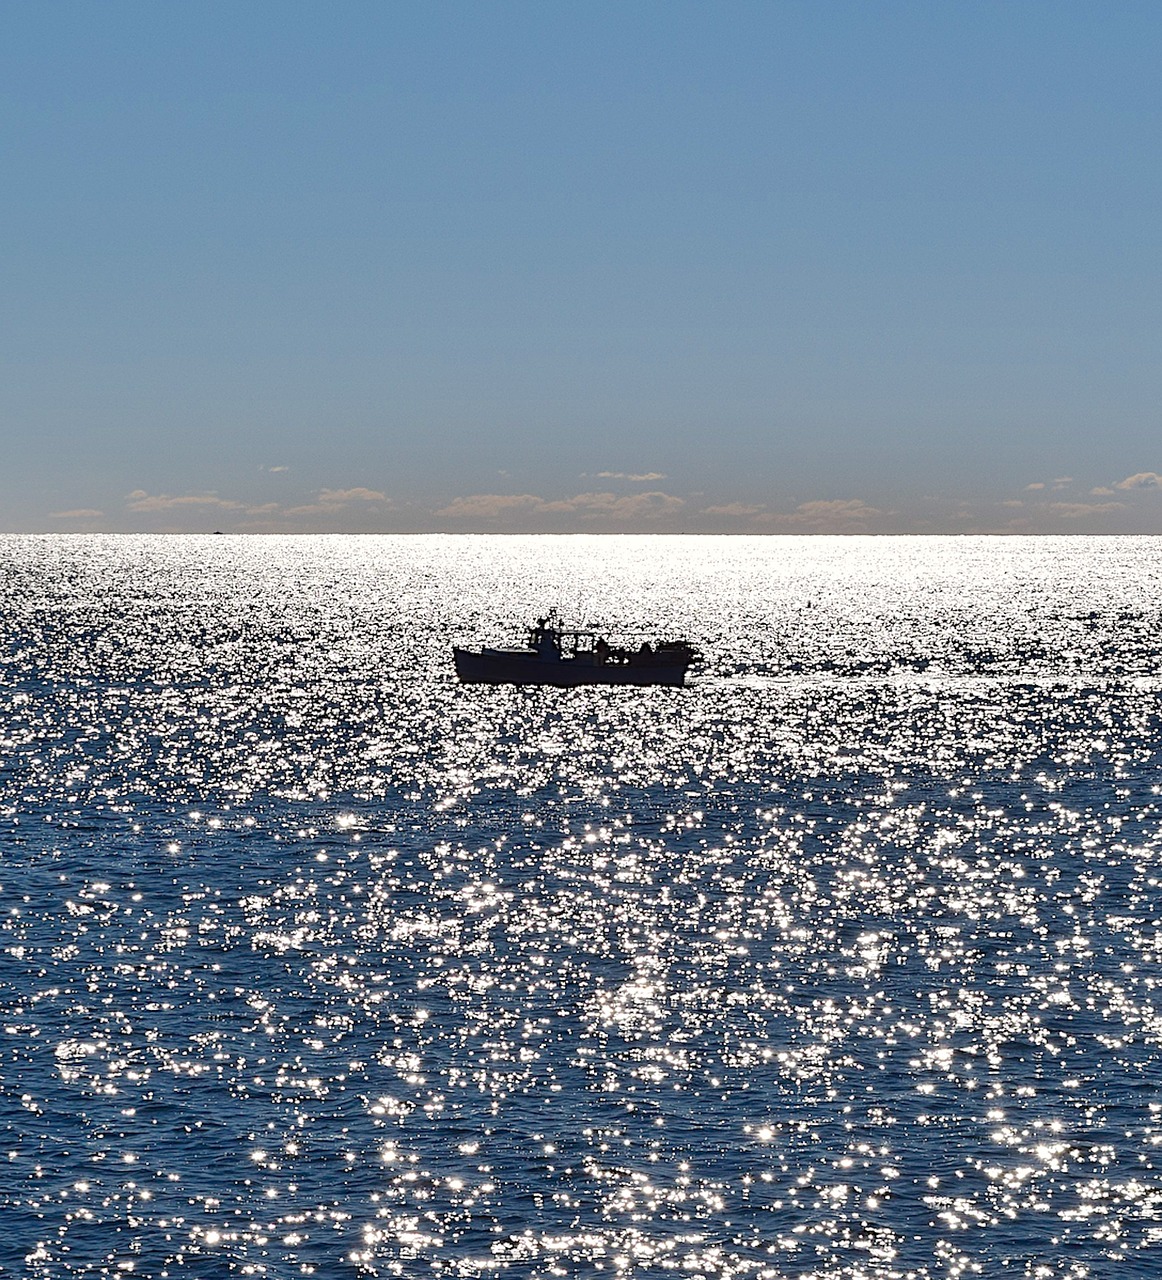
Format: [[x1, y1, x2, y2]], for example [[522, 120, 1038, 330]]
[[454, 611, 699, 687]]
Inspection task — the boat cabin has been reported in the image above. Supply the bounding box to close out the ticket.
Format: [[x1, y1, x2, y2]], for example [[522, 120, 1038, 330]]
[[527, 613, 679, 668]]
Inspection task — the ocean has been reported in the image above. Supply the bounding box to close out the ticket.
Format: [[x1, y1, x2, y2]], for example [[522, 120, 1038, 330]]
[[2, 533, 1161, 1278]]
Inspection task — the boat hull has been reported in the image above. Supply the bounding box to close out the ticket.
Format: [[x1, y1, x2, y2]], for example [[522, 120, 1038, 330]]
[[453, 647, 689, 687]]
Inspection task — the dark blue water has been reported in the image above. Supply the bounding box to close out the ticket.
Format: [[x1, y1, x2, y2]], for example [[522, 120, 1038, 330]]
[[2, 534, 1161, 1277]]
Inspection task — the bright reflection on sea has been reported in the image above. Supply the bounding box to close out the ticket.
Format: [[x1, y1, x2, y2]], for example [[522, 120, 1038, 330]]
[[2, 534, 1162, 1277]]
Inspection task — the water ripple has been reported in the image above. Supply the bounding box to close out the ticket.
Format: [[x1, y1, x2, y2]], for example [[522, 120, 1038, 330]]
[[1, 534, 1161, 1277]]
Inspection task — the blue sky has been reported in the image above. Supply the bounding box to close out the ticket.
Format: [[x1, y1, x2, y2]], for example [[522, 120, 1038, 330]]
[[4, 1, 1162, 532]]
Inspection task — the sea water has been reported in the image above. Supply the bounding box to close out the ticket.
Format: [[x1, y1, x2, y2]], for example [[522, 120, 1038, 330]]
[[2, 534, 1161, 1278]]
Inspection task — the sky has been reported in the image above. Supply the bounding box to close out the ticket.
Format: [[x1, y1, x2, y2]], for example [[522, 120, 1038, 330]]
[[3, 0, 1162, 534]]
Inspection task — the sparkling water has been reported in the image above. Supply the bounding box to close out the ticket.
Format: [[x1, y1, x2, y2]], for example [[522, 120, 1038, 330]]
[[2, 534, 1161, 1278]]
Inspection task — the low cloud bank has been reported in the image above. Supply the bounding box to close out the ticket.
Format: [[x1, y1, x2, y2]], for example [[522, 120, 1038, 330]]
[[437, 490, 684, 523], [40, 464, 1162, 533]]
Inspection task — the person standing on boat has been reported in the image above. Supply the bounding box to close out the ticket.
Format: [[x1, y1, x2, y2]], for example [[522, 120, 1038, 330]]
[[534, 619, 561, 660]]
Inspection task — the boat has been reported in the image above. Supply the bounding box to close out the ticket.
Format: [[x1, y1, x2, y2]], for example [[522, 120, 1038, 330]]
[[453, 612, 699, 687]]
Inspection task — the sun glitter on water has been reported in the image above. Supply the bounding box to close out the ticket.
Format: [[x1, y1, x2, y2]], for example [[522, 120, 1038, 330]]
[[1, 534, 1161, 1277]]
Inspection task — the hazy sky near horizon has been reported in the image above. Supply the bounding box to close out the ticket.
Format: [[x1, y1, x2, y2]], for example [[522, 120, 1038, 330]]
[[4, 1, 1162, 533]]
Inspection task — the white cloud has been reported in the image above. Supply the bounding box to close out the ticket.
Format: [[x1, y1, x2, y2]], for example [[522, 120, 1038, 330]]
[[542, 490, 683, 519], [315, 487, 388, 505], [436, 493, 551, 519], [701, 502, 767, 518], [125, 490, 244, 512], [1114, 472, 1162, 491], [1000, 497, 1130, 531], [123, 485, 391, 526], [281, 488, 391, 517], [594, 471, 667, 482], [49, 508, 104, 519], [757, 499, 886, 530], [437, 490, 683, 524], [1045, 500, 1125, 519]]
